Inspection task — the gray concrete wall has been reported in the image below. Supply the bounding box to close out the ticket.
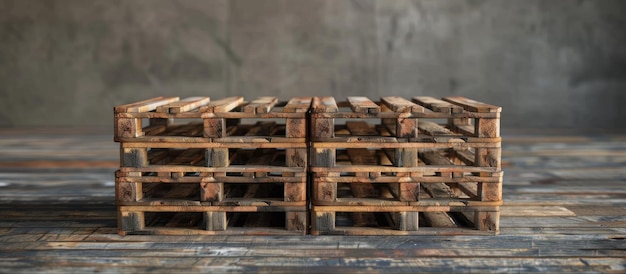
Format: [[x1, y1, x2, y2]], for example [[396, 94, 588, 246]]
[[1, 0, 625, 129]]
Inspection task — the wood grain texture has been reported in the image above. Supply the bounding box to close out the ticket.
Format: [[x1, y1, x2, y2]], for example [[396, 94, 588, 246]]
[[156, 97, 211, 114]]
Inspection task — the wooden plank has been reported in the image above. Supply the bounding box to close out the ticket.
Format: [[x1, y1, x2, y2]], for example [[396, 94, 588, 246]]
[[312, 97, 339, 113], [422, 211, 457, 228], [443, 96, 501, 113], [243, 96, 279, 114], [501, 206, 576, 217], [155, 97, 211, 114], [412, 96, 463, 113], [421, 150, 454, 166], [418, 121, 456, 136], [114, 97, 180, 113], [347, 96, 380, 113], [283, 97, 312, 113], [381, 96, 424, 113], [200, 96, 244, 113]]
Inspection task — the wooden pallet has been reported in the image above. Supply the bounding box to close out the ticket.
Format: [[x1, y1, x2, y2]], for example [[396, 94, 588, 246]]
[[115, 96, 311, 236], [309, 148, 502, 235], [115, 96, 310, 143], [115, 147, 308, 235], [311, 96, 500, 141], [118, 205, 307, 235], [310, 206, 499, 235], [310, 96, 502, 234], [311, 149, 503, 206], [114, 95, 501, 236]]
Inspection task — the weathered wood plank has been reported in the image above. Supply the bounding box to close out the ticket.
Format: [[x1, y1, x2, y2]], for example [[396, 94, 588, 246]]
[[345, 121, 378, 136], [200, 96, 244, 113], [114, 97, 180, 113], [241, 96, 279, 113], [443, 96, 502, 113], [419, 121, 457, 136], [156, 97, 211, 114], [412, 96, 463, 113], [501, 206, 576, 217], [347, 96, 380, 113], [283, 97, 312, 113], [381, 96, 424, 113]]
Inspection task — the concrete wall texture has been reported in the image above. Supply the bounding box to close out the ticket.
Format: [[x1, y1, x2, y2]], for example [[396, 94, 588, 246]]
[[1, 0, 625, 129]]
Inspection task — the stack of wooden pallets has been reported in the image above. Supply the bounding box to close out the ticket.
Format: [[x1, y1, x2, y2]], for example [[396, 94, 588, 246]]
[[310, 96, 502, 235], [114, 96, 501, 235], [114, 96, 310, 235]]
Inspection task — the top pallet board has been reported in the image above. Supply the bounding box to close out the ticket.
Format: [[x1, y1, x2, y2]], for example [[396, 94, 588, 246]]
[[114, 96, 311, 143]]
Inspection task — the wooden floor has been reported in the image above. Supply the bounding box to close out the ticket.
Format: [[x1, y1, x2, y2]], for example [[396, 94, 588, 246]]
[[0, 128, 625, 273]]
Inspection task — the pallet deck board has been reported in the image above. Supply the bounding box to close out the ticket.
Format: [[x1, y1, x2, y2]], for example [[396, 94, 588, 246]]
[[243, 96, 279, 114], [156, 97, 212, 114]]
